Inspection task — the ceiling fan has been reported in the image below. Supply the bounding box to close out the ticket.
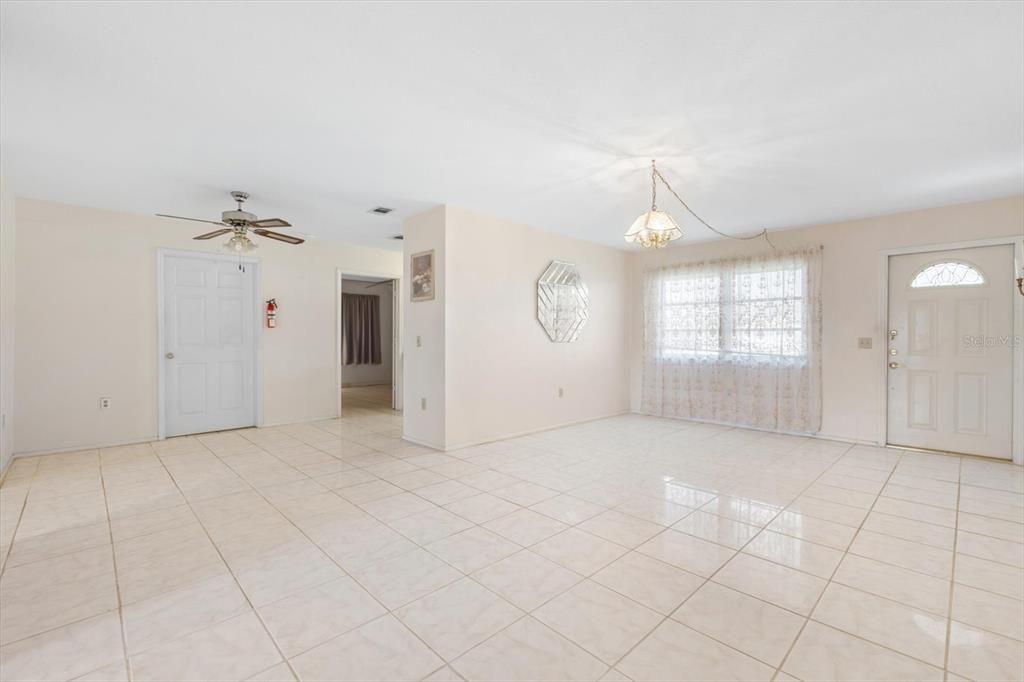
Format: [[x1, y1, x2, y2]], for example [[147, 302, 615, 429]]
[[157, 191, 305, 252]]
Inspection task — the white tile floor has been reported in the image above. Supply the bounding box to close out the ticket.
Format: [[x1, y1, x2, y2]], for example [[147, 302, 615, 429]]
[[1, 408, 1022, 681]]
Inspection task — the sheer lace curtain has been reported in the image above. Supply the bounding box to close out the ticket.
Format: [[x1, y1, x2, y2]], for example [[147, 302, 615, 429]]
[[641, 246, 823, 433]]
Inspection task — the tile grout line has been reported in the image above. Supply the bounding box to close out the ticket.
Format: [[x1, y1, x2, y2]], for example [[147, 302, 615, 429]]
[[5, 417, 1018, 682], [146, 438, 305, 682], [363, 435, 1007, 678], [942, 458, 964, 682], [0, 468, 32, 576], [217, 426, 486, 678], [97, 451, 134, 682], [774, 449, 965, 679], [598, 441, 860, 680], [276, 442, 725, 676], [771, 446, 908, 679]]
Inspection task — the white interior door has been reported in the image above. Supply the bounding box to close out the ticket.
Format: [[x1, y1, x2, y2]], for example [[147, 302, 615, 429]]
[[887, 244, 1014, 459], [163, 254, 256, 437]]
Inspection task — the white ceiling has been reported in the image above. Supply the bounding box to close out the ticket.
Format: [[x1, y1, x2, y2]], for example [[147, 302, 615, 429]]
[[2, 2, 1021, 251]]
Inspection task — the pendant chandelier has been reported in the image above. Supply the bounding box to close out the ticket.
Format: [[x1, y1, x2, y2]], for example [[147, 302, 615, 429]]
[[624, 160, 683, 248], [625, 159, 774, 249]]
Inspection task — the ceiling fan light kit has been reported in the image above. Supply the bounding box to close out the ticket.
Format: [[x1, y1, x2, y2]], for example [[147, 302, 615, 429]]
[[226, 233, 258, 253]]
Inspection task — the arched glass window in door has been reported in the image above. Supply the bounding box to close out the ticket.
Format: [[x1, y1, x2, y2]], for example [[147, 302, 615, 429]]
[[910, 261, 985, 288]]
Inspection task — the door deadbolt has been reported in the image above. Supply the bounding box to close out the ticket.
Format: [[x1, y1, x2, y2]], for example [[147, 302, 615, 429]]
[[889, 329, 898, 339], [165, 352, 175, 359]]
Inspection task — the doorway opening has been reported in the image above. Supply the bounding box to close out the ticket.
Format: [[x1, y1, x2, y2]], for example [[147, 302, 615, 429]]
[[337, 271, 401, 418]]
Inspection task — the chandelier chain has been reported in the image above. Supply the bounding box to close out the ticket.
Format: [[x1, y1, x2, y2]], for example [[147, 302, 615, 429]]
[[650, 160, 775, 250], [651, 160, 658, 211]]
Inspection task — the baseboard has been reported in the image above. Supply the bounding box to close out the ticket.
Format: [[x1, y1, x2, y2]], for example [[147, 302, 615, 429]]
[[2, 410, 900, 467], [628, 410, 884, 447], [259, 415, 340, 429], [12, 435, 160, 460], [401, 410, 632, 453], [401, 434, 447, 451], [9, 414, 343, 462], [0, 455, 13, 486]]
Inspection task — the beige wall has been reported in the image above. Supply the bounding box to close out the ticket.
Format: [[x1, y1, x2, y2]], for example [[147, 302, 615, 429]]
[[0, 180, 15, 473], [444, 206, 631, 448], [340, 278, 393, 387], [402, 205, 631, 450], [628, 196, 1024, 444], [14, 198, 402, 455], [13, 194, 1020, 456], [402, 206, 447, 448]]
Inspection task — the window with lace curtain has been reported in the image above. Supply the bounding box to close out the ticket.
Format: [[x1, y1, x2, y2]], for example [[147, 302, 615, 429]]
[[642, 247, 823, 433], [657, 264, 807, 360]]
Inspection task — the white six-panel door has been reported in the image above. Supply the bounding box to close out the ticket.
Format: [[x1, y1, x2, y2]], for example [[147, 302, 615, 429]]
[[163, 254, 257, 437], [887, 244, 1014, 459]]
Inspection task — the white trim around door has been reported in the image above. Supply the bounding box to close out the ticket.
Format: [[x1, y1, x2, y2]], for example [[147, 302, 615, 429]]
[[878, 236, 1024, 465], [336, 268, 402, 417], [157, 248, 264, 439]]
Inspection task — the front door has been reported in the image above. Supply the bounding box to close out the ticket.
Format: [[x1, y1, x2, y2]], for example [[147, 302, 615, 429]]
[[163, 254, 256, 437], [887, 244, 1014, 459]]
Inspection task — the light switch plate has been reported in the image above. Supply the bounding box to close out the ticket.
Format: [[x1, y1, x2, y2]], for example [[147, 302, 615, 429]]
[[857, 337, 873, 349]]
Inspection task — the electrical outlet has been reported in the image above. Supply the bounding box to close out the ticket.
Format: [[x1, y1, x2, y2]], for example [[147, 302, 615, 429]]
[[420, 397, 426, 410], [99, 397, 111, 409], [558, 387, 564, 398], [857, 337, 873, 349]]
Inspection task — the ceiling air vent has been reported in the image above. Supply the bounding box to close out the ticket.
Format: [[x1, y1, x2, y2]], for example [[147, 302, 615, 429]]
[[370, 206, 394, 215]]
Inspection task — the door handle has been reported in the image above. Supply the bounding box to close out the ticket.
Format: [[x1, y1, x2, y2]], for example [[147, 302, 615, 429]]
[[888, 361, 899, 369], [165, 352, 175, 359]]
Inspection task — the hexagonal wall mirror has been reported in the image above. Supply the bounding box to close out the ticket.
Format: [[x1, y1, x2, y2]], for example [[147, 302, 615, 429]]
[[537, 260, 589, 343]]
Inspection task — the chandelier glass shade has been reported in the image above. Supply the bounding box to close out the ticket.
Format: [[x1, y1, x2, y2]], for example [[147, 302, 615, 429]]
[[624, 209, 683, 249], [624, 159, 683, 249]]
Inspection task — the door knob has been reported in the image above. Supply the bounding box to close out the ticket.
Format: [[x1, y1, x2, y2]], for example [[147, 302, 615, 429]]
[[888, 361, 899, 369], [165, 352, 175, 359]]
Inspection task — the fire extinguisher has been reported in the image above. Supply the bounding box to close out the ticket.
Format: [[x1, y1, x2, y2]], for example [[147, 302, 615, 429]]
[[266, 299, 278, 328]]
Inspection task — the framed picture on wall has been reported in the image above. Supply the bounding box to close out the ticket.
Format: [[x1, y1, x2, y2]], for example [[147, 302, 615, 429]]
[[410, 250, 435, 302]]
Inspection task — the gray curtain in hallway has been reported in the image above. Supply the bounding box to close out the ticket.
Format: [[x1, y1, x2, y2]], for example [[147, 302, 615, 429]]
[[342, 293, 382, 365]]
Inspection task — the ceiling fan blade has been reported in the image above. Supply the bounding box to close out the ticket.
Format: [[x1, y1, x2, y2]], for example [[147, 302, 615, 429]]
[[192, 228, 233, 240], [253, 229, 304, 245], [250, 218, 291, 228], [156, 213, 229, 227]]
